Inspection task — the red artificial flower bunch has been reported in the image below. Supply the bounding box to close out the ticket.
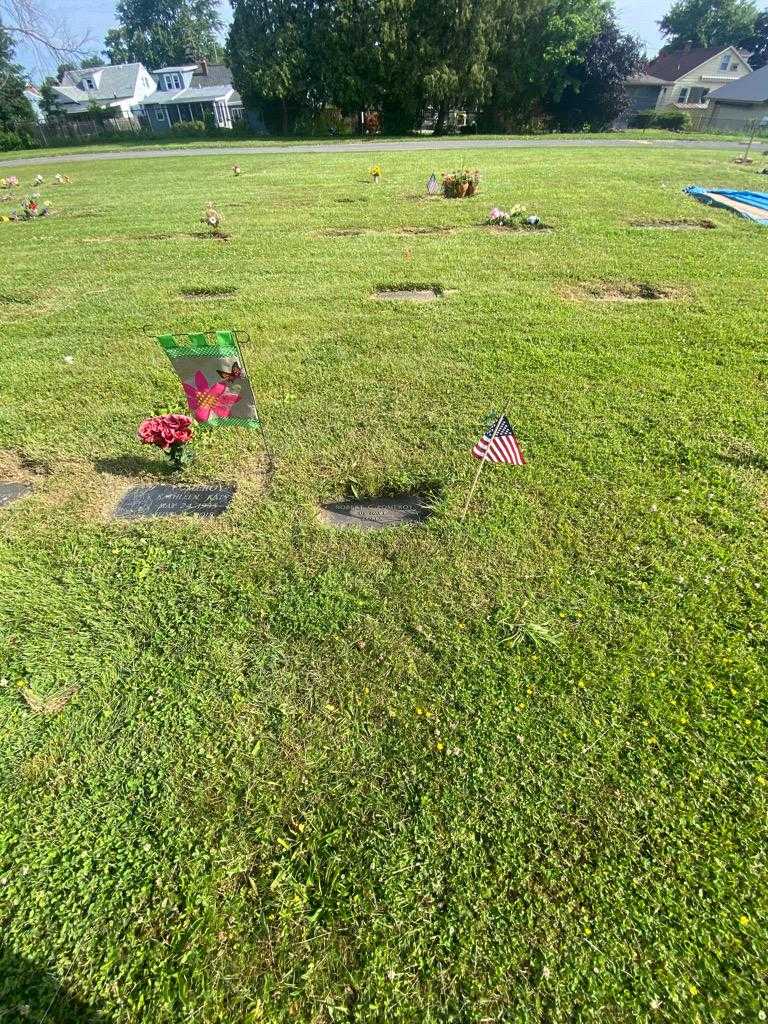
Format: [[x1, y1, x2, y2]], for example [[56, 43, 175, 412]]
[[138, 414, 194, 469]]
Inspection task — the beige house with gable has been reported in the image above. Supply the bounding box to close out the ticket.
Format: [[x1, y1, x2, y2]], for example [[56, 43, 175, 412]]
[[624, 46, 753, 120]]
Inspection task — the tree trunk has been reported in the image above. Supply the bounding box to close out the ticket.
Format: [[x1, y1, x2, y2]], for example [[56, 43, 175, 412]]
[[280, 97, 288, 135], [434, 102, 450, 135]]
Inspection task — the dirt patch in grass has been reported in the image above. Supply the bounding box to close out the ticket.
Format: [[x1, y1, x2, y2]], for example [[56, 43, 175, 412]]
[[395, 226, 454, 236], [486, 222, 553, 234], [720, 439, 768, 472], [374, 283, 444, 302], [181, 286, 238, 300], [561, 281, 681, 302], [189, 230, 230, 242], [630, 218, 717, 230], [0, 292, 32, 305], [0, 450, 49, 481], [335, 197, 369, 205], [322, 228, 367, 237]]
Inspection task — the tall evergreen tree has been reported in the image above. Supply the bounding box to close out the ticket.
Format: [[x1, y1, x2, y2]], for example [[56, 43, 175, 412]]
[[228, 0, 315, 133], [104, 0, 223, 68]]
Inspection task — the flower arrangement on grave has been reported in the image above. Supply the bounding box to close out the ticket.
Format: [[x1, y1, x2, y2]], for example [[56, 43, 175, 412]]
[[1, 176, 19, 189], [201, 201, 224, 235], [442, 168, 480, 199], [33, 174, 44, 186], [53, 173, 72, 185], [232, 164, 241, 176], [20, 196, 49, 219], [487, 205, 541, 229], [138, 413, 195, 470], [370, 164, 382, 183]]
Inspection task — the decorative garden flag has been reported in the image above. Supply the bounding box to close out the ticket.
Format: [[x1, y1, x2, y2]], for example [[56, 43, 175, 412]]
[[156, 330, 261, 428], [427, 173, 439, 195], [472, 415, 526, 465]]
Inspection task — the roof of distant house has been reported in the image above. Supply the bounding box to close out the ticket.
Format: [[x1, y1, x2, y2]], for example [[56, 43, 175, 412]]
[[646, 46, 749, 82], [56, 63, 146, 104], [144, 85, 241, 105], [710, 64, 768, 103], [627, 72, 672, 87]]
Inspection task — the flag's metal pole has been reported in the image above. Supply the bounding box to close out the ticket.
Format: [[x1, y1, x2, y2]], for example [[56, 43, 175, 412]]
[[461, 397, 513, 521]]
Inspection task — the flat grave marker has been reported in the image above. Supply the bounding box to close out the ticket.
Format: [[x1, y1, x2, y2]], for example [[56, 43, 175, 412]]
[[0, 482, 32, 509], [113, 483, 235, 520], [319, 495, 432, 531]]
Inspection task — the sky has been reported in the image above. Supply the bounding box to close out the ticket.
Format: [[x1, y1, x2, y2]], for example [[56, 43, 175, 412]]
[[15, 0, 669, 82]]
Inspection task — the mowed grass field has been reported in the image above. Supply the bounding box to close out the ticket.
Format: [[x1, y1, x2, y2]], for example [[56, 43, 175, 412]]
[[0, 146, 766, 1023]]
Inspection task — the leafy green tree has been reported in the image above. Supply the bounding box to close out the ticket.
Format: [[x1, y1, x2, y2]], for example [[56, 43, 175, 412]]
[[546, 16, 642, 130], [0, 20, 33, 132], [658, 0, 759, 50], [739, 9, 768, 66], [104, 27, 131, 64], [104, 0, 223, 69], [228, 0, 317, 133], [417, 0, 501, 133], [479, 0, 609, 132]]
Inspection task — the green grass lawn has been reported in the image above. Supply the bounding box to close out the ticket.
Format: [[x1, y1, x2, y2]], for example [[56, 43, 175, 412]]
[[0, 126, 757, 163], [1, 147, 766, 1023]]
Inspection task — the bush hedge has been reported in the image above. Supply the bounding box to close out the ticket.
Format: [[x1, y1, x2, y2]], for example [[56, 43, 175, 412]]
[[629, 107, 692, 132]]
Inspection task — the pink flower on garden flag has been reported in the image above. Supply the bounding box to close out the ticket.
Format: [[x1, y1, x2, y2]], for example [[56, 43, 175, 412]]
[[183, 370, 241, 422]]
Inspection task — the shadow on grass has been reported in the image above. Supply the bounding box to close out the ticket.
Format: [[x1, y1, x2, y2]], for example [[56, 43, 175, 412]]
[[94, 455, 173, 478], [0, 946, 108, 1023], [720, 442, 768, 472]]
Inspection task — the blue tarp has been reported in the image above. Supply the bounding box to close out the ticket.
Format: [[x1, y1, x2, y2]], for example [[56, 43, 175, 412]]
[[685, 185, 768, 225]]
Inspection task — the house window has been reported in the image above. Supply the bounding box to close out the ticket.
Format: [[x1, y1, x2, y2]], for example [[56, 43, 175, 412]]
[[678, 87, 690, 103], [719, 53, 732, 71], [154, 107, 166, 122], [163, 73, 182, 91], [81, 78, 96, 90]]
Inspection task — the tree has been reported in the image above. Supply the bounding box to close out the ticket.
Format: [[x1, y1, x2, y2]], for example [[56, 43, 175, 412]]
[[658, 0, 759, 50], [228, 0, 315, 134], [410, 0, 500, 133], [740, 9, 768, 66], [103, 27, 130, 64], [104, 0, 223, 69], [479, 0, 609, 132], [0, 0, 88, 69], [546, 17, 642, 130], [0, 20, 34, 141]]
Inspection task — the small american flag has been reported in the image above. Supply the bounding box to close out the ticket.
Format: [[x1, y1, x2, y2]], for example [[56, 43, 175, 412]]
[[472, 415, 526, 465]]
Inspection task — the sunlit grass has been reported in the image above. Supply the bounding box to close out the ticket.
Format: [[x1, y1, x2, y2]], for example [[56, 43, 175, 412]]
[[0, 146, 766, 1023]]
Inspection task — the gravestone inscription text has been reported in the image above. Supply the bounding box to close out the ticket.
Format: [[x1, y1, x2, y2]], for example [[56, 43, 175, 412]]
[[113, 483, 235, 520]]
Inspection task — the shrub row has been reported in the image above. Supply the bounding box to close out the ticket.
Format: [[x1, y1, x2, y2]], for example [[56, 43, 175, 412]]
[[629, 108, 692, 132]]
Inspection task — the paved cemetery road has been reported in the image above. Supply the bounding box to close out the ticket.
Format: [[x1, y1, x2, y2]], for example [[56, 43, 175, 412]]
[[0, 136, 753, 167]]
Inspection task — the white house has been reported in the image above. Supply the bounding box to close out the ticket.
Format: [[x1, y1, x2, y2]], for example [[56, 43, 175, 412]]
[[51, 63, 157, 119], [48, 60, 243, 130], [23, 84, 45, 122], [624, 46, 753, 117], [707, 63, 768, 131]]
